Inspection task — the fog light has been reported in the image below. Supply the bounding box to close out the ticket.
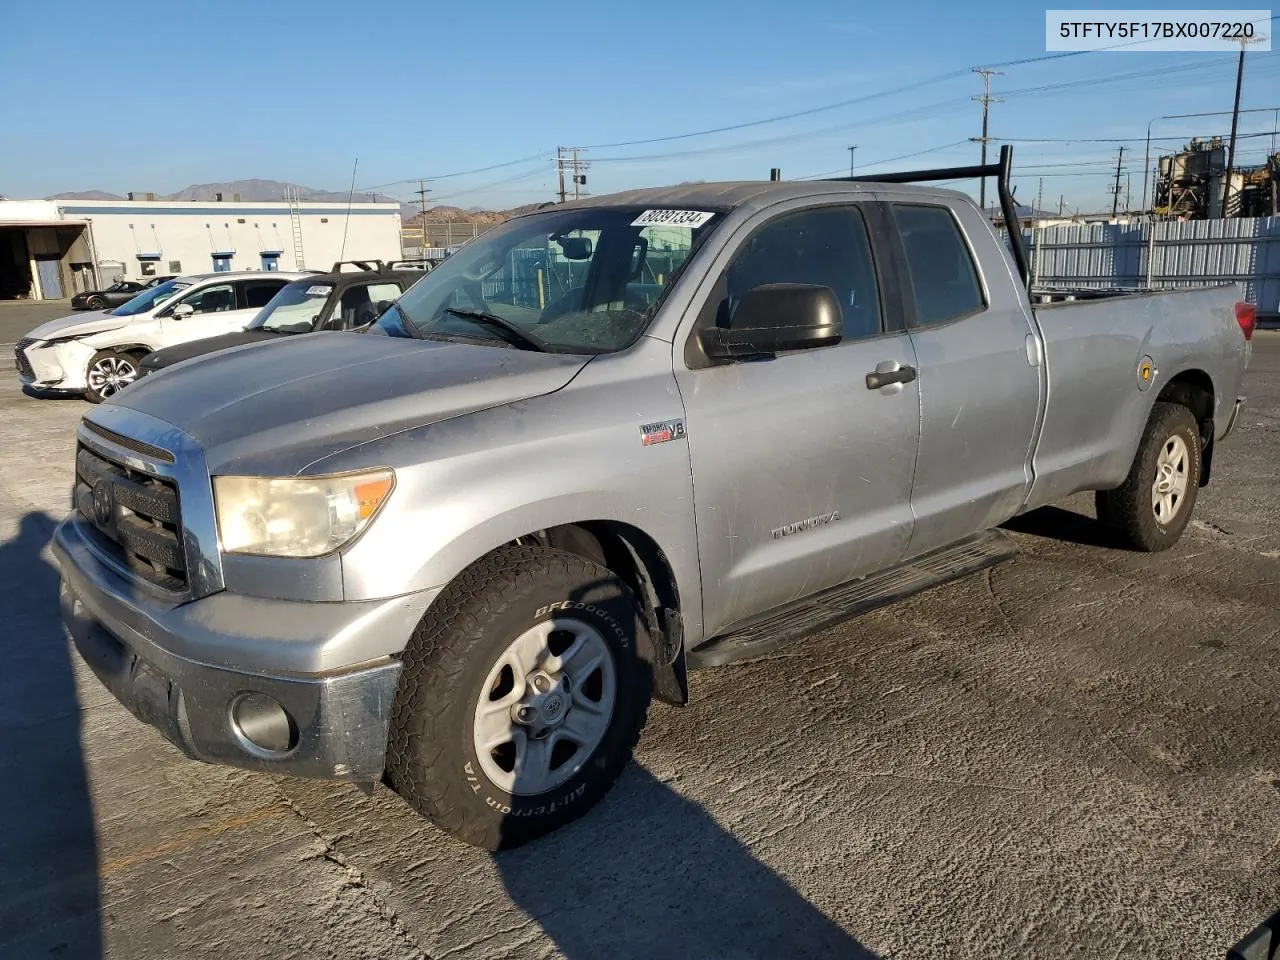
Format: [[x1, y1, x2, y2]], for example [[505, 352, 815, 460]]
[[230, 692, 298, 755]]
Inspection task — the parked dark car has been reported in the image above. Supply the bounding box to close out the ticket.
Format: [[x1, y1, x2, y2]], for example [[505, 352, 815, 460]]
[[138, 260, 427, 375], [71, 275, 176, 311]]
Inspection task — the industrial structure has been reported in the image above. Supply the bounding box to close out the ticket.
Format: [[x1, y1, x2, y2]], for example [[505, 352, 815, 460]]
[[0, 196, 402, 301], [1154, 137, 1280, 220]]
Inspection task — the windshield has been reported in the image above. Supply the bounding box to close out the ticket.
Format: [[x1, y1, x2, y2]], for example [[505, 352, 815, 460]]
[[249, 281, 333, 333], [110, 278, 190, 317], [372, 206, 721, 354]]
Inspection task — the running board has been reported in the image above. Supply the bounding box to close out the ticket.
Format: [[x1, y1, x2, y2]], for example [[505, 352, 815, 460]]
[[688, 531, 1018, 668]]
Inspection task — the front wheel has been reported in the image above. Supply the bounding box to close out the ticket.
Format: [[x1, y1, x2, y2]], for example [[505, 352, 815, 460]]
[[84, 350, 141, 404], [386, 545, 653, 850], [86, 296, 106, 311], [1096, 401, 1202, 552]]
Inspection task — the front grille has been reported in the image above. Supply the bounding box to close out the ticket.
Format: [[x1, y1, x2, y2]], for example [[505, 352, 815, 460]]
[[75, 443, 187, 591], [14, 337, 34, 380], [82, 420, 176, 463]]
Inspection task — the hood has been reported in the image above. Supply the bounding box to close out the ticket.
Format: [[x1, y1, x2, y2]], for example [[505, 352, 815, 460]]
[[141, 329, 282, 371], [104, 332, 590, 473], [27, 310, 130, 341]]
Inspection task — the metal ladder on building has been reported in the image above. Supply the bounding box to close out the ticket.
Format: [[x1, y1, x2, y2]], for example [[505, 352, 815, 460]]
[[286, 187, 306, 269]]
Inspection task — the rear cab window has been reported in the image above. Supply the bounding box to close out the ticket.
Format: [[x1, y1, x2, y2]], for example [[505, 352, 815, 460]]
[[892, 204, 986, 326], [239, 279, 289, 310], [333, 281, 405, 329]]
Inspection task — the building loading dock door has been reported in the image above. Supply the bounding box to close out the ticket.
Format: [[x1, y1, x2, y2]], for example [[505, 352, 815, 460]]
[[36, 258, 64, 299], [0, 227, 32, 299]]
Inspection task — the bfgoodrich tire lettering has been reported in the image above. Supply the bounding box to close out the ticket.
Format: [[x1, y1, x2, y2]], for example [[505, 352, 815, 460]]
[[385, 545, 653, 850], [1096, 401, 1202, 552]]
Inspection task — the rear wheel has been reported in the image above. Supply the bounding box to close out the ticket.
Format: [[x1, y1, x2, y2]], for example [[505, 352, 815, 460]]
[[84, 350, 141, 404], [1096, 401, 1202, 552], [385, 545, 653, 850]]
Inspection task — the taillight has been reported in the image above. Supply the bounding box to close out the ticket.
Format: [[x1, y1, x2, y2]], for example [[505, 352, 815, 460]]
[[1235, 301, 1256, 341]]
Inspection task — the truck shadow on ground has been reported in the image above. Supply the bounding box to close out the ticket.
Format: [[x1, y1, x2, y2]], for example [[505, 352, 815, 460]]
[[0, 512, 102, 958], [495, 763, 880, 960], [491, 573, 879, 960], [1001, 504, 1115, 548]]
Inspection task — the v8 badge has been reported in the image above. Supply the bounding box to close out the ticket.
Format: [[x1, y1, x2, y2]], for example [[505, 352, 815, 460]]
[[640, 419, 686, 446]]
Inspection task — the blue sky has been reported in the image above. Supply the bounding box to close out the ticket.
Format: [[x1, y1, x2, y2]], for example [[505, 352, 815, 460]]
[[1, 0, 1277, 213]]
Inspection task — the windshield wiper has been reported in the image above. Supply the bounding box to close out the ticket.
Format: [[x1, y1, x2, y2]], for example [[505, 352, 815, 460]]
[[444, 308, 547, 352]]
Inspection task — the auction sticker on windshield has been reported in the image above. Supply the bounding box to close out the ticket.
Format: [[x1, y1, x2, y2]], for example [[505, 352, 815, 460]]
[[632, 209, 715, 228], [306, 285, 333, 296]]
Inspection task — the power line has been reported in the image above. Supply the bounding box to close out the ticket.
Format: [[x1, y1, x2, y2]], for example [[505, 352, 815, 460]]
[[356, 152, 552, 192], [797, 139, 971, 179], [426, 167, 547, 204], [354, 15, 1280, 202], [580, 68, 973, 150]]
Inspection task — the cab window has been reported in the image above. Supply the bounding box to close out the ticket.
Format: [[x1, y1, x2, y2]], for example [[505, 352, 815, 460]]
[[175, 283, 236, 315], [719, 205, 883, 341], [892, 204, 985, 327], [239, 279, 288, 310]]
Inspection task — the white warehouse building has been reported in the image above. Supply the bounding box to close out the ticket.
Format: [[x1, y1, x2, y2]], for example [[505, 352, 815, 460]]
[[0, 197, 403, 301]]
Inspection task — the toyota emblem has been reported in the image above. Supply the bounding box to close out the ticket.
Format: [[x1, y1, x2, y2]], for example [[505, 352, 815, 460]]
[[92, 481, 114, 527]]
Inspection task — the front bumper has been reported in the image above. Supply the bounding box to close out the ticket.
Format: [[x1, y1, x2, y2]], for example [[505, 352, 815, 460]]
[[54, 517, 421, 782], [16, 339, 84, 391]]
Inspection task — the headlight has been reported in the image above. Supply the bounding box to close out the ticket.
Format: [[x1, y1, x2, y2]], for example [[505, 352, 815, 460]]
[[213, 469, 394, 558]]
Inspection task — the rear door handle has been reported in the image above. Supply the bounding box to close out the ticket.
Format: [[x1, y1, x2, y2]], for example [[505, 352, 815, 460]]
[[865, 364, 917, 390]]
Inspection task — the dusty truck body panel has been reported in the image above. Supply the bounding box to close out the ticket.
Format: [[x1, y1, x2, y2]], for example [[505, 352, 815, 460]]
[[1025, 286, 1248, 508], [53, 165, 1251, 828]]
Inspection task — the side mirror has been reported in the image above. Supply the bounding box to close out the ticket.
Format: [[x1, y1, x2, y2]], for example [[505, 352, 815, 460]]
[[171, 302, 195, 319], [699, 283, 842, 360], [375, 300, 394, 317]]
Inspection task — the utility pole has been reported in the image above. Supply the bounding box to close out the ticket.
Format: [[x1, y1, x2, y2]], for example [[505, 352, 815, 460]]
[[1059, 194, 1066, 216], [1111, 146, 1126, 218], [415, 179, 431, 252], [1125, 172, 1132, 213], [555, 147, 587, 203], [847, 145, 858, 178], [570, 149, 589, 200], [970, 68, 1003, 210], [1036, 178, 1044, 217], [1223, 36, 1257, 219]]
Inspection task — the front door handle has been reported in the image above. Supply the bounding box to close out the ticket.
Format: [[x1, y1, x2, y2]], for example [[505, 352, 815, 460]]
[[865, 364, 917, 390]]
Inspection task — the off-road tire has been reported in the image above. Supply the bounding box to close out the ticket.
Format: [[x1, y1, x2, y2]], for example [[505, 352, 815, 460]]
[[385, 545, 653, 850], [83, 350, 142, 404], [1096, 401, 1202, 552]]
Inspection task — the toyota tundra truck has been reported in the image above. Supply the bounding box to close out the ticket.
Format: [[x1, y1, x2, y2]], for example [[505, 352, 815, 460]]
[[53, 148, 1253, 850]]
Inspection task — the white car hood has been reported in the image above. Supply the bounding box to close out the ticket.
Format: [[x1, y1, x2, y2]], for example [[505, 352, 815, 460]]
[[27, 310, 132, 341]]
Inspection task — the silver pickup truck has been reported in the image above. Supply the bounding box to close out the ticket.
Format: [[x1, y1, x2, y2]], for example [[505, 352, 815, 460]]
[[54, 150, 1254, 850]]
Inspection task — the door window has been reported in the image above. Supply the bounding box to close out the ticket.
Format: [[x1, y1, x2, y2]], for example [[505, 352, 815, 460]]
[[239, 280, 286, 309], [892, 205, 986, 326], [720, 205, 882, 341], [176, 283, 236, 315], [334, 281, 402, 328]]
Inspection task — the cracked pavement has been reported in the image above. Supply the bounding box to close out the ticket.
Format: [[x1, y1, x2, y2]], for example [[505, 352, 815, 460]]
[[1, 305, 1277, 959]]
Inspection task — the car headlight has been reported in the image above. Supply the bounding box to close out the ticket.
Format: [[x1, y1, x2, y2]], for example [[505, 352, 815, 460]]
[[213, 469, 394, 558]]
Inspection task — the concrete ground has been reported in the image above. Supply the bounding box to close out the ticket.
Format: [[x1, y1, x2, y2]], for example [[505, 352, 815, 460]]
[[0, 299, 75, 348], [1, 307, 1277, 959]]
